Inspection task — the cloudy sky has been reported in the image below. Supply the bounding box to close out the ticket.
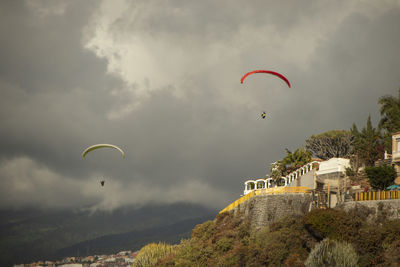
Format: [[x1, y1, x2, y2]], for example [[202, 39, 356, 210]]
[[0, 0, 399, 211]]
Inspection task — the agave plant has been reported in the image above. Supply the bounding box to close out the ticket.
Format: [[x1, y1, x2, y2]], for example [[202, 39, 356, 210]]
[[305, 238, 359, 267], [133, 242, 176, 267]]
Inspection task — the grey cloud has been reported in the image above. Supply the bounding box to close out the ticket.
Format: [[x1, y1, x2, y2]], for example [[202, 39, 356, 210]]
[[0, 0, 399, 210], [0, 1, 104, 91]]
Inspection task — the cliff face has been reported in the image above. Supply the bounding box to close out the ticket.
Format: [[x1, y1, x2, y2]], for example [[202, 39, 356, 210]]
[[232, 193, 313, 229]]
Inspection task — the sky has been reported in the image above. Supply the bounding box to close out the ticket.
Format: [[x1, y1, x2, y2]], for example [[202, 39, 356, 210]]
[[0, 0, 399, 211]]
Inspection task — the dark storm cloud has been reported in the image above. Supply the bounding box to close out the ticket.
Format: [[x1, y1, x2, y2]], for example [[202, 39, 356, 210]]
[[296, 8, 400, 129], [0, 0, 399, 210], [0, 1, 110, 92], [0, 0, 126, 173]]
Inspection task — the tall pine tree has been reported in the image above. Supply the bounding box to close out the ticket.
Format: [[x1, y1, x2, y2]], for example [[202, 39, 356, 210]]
[[379, 88, 400, 152], [351, 116, 382, 166]]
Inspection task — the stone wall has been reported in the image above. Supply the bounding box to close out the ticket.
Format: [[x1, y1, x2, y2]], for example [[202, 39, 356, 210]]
[[232, 193, 312, 229], [227, 192, 400, 230], [337, 199, 400, 222]]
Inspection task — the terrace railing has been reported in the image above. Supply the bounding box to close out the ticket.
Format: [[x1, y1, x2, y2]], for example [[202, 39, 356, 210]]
[[354, 190, 400, 201]]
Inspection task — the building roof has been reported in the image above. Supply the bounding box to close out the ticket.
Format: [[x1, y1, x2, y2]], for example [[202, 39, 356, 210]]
[[311, 158, 323, 162]]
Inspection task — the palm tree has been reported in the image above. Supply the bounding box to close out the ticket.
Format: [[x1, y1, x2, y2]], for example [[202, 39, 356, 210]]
[[282, 148, 312, 174], [379, 87, 400, 152]]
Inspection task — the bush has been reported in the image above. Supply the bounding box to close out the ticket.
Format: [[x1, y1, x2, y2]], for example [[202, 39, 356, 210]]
[[191, 220, 215, 241], [382, 239, 400, 266], [215, 238, 233, 252], [304, 209, 360, 242], [305, 238, 359, 267], [352, 219, 400, 266], [247, 218, 311, 267]]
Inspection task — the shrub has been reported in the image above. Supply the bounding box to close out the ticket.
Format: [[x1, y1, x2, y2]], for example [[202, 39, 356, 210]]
[[352, 224, 385, 266], [305, 238, 359, 267], [382, 239, 400, 266], [304, 209, 360, 242], [284, 252, 306, 267], [215, 237, 233, 252], [191, 220, 215, 241], [382, 219, 400, 245], [352, 219, 400, 266], [247, 221, 310, 267]]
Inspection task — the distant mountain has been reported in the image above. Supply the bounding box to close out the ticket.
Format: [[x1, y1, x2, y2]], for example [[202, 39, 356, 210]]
[[0, 203, 217, 266], [56, 216, 212, 258]]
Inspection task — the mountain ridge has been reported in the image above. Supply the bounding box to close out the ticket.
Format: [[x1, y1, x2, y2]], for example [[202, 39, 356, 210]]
[[0, 203, 217, 266]]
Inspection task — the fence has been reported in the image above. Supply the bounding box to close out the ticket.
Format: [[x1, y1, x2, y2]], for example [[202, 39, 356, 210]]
[[219, 191, 255, 214], [255, 186, 311, 195], [219, 186, 311, 214], [354, 190, 400, 201]]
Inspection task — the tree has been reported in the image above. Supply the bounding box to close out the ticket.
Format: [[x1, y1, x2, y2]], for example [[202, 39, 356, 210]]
[[378, 87, 400, 152], [351, 116, 383, 166], [306, 130, 353, 160], [270, 160, 285, 186], [365, 165, 396, 190], [282, 148, 312, 174]]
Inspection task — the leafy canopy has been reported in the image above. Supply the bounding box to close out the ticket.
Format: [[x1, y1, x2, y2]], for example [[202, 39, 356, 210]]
[[378, 87, 400, 152], [306, 130, 353, 160], [270, 148, 312, 179], [351, 115, 383, 166], [365, 165, 396, 190]]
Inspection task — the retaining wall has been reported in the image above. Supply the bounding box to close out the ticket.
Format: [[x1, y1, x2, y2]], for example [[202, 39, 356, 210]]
[[337, 199, 400, 222], [232, 193, 312, 229]]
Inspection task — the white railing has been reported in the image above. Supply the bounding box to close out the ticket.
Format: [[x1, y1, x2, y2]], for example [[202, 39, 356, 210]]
[[243, 161, 319, 195]]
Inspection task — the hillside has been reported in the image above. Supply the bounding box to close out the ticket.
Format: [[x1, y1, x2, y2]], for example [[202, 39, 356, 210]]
[[152, 206, 400, 266], [0, 203, 217, 266]]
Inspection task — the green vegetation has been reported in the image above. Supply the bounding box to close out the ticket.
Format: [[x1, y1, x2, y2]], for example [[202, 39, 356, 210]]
[[154, 88, 400, 266], [365, 165, 396, 190], [282, 148, 312, 173], [306, 130, 353, 160], [133, 242, 177, 267], [379, 87, 400, 152], [304, 209, 360, 242], [270, 147, 312, 180], [269, 87, 400, 186], [351, 115, 383, 167], [305, 238, 358, 267], [155, 209, 400, 266]]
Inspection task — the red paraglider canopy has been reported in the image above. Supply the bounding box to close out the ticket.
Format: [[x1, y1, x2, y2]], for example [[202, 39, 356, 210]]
[[240, 70, 291, 88]]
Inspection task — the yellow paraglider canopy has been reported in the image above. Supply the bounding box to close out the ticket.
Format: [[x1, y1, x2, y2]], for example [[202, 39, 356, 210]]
[[81, 144, 125, 159]]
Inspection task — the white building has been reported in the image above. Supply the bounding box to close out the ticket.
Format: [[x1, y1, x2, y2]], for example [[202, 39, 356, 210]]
[[316, 158, 350, 177], [243, 158, 350, 195]]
